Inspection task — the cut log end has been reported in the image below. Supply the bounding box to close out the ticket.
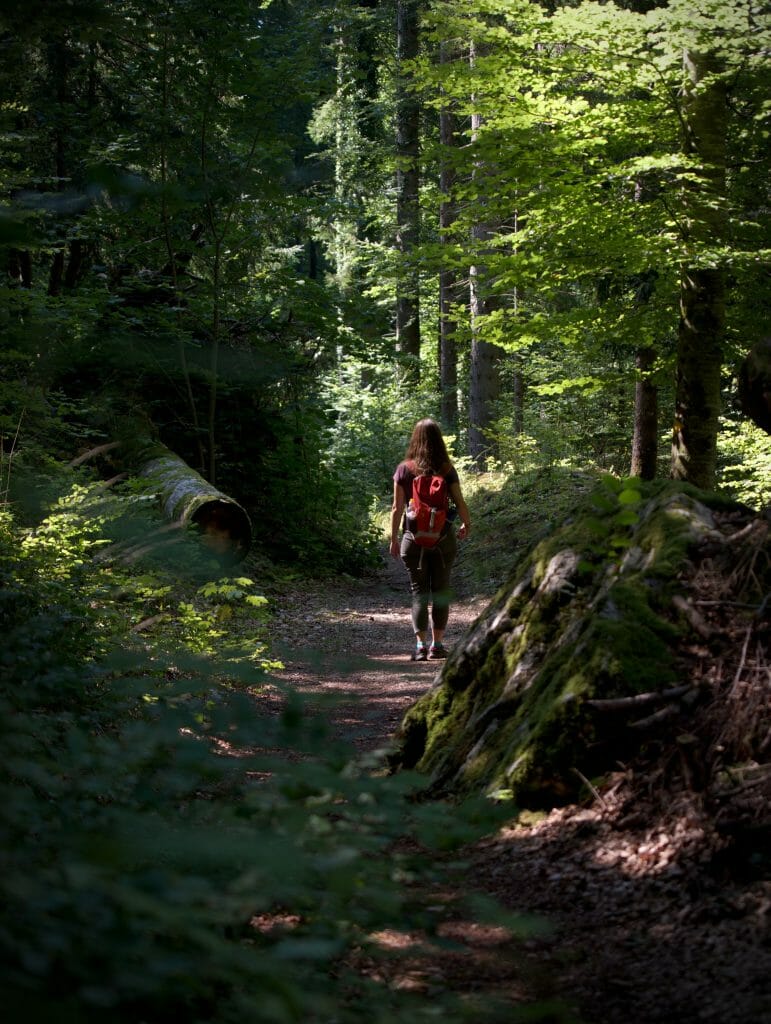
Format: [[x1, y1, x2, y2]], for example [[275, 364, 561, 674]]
[[191, 499, 251, 562]]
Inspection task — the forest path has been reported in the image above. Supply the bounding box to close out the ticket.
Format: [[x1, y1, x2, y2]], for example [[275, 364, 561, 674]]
[[265, 550, 488, 753], [260, 550, 771, 1024]]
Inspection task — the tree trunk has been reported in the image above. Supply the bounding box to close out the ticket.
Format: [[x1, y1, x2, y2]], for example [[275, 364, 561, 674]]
[[738, 339, 771, 435], [48, 250, 65, 297], [512, 363, 525, 435], [631, 346, 659, 479], [63, 238, 87, 290], [395, 0, 421, 372], [8, 249, 32, 288], [671, 50, 727, 489], [47, 37, 68, 298], [468, 297, 502, 468], [439, 39, 459, 434], [468, 40, 503, 469]]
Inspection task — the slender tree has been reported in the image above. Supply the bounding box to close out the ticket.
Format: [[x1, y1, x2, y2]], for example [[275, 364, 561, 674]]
[[395, 0, 421, 372], [438, 37, 460, 434], [671, 49, 728, 488], [468, 38, 504, 469], [631, 344, 659, 479]]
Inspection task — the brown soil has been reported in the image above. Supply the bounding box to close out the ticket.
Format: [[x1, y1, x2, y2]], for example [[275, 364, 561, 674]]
[[263, 546, 771, 1024]]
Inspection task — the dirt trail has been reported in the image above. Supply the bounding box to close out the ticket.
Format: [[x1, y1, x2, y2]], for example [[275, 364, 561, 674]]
[[267, 552, 487, 752], [262, 552, 771, 1024]]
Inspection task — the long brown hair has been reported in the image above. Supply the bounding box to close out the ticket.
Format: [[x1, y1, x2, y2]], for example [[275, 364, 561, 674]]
[[405, 418, 451, 475]]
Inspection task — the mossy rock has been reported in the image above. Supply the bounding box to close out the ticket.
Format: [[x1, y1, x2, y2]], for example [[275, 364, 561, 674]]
[[391, 478, 736, 806]]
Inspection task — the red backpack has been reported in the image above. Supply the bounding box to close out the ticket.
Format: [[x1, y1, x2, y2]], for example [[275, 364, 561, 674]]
[[406, 463, 449, 547]]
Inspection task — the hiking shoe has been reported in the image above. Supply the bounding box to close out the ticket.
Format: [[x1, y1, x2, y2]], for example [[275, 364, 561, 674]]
[[411, 643, 428, 662], [428, 643, 447, 660]]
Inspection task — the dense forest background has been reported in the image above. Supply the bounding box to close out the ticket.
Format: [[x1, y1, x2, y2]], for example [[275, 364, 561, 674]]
[[1, 0, 768, 1021]]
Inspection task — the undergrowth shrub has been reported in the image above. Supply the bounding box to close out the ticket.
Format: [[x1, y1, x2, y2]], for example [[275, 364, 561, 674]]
[[717, 415, 770, 511], [321, 358, 441, 502], [1, 473, 530, 1024], [452, 465, 599, 595], [243, 398, 383, 577]]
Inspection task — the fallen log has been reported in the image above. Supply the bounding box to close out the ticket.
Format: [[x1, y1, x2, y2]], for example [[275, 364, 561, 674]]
[[138, 447, 251, 562]]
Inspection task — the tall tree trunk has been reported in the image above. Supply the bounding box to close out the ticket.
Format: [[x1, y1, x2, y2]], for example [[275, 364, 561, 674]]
[[395, 0, 421, 373], [47, 38, 68, 297], [469, 253, 502, 467], [48, 250, 65, 297], [510, 205, 524, 436], [158, 13, 206, 475], [439, 39, 458, 434], [512, 361, 525, 435], [468, 40, 503, 469], [332, 19, 353, 295], [631, 346, 658, 479], [671, 50, 727, 489], [8, 249, 32, 288], [63, 238, 87, 290]]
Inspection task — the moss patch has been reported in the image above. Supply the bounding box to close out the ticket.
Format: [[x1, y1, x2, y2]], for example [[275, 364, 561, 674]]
[[392, 480, 730, 806]]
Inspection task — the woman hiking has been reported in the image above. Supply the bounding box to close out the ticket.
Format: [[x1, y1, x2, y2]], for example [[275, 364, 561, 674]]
[[389, 418, 471, 661]]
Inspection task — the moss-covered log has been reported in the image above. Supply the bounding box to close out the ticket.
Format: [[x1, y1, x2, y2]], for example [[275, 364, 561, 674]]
[[391, 479, 763, 806], [138, 448, 251, 561]]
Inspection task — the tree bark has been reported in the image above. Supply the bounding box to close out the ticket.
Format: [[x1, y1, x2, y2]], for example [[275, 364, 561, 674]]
[[7, 249, 32, 288], [631, 346, 659, 479], [671, 50, 727, 489], [439, 39, 459, 434], [468, 40, 504, 469], [63, 238, 88, 290], [48, 250, 65, 297], [738, 339, 771, 434], [469, 246, 502, 468], [395, 0, 421, 373], [47, 37, 69, 298]]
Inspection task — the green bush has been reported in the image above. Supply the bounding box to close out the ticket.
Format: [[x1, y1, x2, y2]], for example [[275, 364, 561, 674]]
[[717, 415, 770, 511], [1, 477, 527, 1024]]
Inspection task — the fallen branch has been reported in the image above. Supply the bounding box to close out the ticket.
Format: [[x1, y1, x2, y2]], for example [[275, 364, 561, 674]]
[[69, 441, 120, 467], [628, 703, 680, 730], [571, 766, 608, 809], [725, 519, 766, 546], [672, 595, 713, 638], [132, 614, 168, 633], [100, 473, 128, 488], [729, 623, 754, 696], [586, 684, 693, 713]]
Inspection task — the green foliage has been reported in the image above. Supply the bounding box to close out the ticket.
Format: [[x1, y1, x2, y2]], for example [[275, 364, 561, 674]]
[[413, 0, 769, 477], [0, 0, 375, 575], [1, 472, 529, 1024], [321, 357, 440, 499], [247, 396, 383, 576], [453, 465, 599, 594], [717, 415, 771, 511]]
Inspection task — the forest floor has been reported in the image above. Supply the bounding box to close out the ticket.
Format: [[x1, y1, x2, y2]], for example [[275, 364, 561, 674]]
[[262, 548, 771, 1024]]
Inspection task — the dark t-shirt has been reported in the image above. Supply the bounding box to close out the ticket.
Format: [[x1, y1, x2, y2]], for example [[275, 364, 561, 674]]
[[393, 460, 459, 533]]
